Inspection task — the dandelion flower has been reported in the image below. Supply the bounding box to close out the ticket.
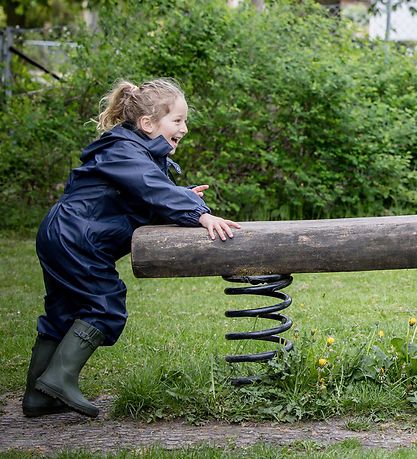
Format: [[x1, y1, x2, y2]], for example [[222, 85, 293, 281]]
[[327, 336, 335, 346], [409, 318, 416, 327], [378, 330, 384, 338], [318, 358, 327, 367]]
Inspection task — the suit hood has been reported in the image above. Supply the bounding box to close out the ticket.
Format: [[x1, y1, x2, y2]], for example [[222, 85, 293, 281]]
[[80, 124, 172, 164]]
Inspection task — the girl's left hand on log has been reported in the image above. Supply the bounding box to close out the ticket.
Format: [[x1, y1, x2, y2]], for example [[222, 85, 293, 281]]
[[199, 213, 241, 241]]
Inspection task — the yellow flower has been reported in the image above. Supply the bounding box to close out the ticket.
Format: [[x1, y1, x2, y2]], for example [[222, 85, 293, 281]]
[[326, 336, 335, 346], [318, 358, 328, 368], [409, 317, 417, 327], [378, 330, 385, 338]]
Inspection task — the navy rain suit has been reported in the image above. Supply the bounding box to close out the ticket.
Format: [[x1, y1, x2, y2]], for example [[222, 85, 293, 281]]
[[36, 123, 210, 345]]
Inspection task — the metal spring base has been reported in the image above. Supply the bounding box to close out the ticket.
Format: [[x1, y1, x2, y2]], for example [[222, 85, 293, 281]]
[[223, 274, 294, 386]]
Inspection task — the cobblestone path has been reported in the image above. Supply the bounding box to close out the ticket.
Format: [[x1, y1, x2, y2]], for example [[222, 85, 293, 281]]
[[1, 394, 417, 454]]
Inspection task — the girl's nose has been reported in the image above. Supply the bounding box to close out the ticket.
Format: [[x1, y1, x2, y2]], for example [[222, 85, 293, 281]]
[[180, 122, 188, 134]]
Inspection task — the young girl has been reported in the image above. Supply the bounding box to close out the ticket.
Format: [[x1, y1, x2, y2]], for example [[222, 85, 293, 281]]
[[22, 78, 240, 418]]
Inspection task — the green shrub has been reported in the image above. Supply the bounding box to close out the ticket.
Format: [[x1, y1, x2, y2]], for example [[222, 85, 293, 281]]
[[1, 0, 417, 228], [0, 86, 95, 228]]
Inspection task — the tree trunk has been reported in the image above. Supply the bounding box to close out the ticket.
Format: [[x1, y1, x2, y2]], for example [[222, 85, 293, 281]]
[[4, 1, 23, 26], [316, 0, 341, 16]]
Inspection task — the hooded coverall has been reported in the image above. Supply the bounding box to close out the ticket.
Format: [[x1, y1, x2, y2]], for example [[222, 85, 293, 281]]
[[36, 123, 211, 345]]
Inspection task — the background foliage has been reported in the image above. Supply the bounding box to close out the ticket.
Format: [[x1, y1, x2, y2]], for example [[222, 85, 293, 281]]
[[1, 0, 417, 228]]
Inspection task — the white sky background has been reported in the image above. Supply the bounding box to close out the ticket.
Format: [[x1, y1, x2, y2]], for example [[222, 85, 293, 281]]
[[369, 1, 417, 40]]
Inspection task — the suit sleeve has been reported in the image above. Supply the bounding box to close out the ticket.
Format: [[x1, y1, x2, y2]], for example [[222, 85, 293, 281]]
[[94, 141, 211, 226]]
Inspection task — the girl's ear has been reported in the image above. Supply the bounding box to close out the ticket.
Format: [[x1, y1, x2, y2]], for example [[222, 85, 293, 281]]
[[138, 116, 154, 135]]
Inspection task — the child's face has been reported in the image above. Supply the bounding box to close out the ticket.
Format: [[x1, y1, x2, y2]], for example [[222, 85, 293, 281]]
[[147, 96, 188, 154]]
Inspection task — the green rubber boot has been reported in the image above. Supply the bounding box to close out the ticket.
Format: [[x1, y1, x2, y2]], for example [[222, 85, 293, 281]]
[[22, 336, 70, 417], [35, 319, 105, 418]]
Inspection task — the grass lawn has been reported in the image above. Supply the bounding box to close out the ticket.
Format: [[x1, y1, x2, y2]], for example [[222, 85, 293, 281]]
[[3, 440, 417, 458], [1, 232, 417, 428]]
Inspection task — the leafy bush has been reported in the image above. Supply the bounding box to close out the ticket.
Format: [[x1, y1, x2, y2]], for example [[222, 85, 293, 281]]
[[0, 86, 95, 228], [1, 0, 417, 228]]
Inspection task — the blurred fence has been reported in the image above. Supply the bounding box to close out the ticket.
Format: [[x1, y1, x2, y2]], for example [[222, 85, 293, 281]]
[[0, 26, 75, 98]]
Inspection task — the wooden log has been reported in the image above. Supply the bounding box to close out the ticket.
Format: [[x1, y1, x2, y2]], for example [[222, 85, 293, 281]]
[[131, 215, 417, 278]]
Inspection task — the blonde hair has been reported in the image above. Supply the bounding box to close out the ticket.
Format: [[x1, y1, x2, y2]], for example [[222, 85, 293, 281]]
[[96, 78, 185, 132]]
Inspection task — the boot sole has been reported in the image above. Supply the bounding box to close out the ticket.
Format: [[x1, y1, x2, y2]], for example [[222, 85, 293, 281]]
[[23, 404, 71, 417], [35, 380, 99, 418]]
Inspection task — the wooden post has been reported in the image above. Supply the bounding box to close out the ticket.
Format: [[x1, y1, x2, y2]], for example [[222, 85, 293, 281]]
[[1, 28, 13, 99], [131, 215, 417, 278]]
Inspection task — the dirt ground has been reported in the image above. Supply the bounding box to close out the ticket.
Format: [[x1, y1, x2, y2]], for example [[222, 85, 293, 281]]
[[1, 393, 417, 454]]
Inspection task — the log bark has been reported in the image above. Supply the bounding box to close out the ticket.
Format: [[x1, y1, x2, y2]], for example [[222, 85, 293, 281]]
[[131, 215, 417, 278]]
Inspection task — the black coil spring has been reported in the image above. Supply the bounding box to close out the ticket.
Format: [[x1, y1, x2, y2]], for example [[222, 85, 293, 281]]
[[223, 274, 294, 385]]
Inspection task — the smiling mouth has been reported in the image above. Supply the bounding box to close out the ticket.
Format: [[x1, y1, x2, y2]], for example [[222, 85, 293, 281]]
[[171, 136, 181, 147]]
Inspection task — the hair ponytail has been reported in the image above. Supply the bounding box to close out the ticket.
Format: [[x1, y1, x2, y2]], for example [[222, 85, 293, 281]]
[[96, 81, 139, 132], [95, 78, 184, 133]]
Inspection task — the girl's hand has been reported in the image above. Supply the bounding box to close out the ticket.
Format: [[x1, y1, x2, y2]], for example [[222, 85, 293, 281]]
[[199, 213, 241, 241], [191, 184, 209, 198]]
